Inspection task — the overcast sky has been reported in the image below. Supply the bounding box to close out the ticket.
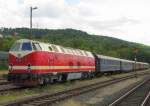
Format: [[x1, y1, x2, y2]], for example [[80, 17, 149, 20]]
[[0, 0, 150, 46]]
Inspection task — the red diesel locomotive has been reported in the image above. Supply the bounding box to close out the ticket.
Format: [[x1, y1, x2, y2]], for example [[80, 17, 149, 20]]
[[8, 39, 95, 86]]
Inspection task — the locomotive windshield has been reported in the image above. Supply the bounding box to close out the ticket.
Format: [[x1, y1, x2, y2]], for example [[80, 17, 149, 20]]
[[10, 41, 42, 51], [10, 42, 32, 51], [21, 42, 32, 51]]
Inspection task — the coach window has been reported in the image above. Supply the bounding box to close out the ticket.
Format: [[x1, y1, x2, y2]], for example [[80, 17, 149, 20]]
[[22, 42, 32, 51]]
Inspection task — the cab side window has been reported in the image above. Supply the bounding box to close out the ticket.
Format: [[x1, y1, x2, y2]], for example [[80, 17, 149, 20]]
[[32, 43, 42, 51], [10, 43, 21, 51]]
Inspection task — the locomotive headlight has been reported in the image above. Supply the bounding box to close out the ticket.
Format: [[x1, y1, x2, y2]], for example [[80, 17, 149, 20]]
[[9, 64, 13, 71]]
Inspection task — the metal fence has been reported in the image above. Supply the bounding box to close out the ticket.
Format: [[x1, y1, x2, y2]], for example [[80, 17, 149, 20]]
[[0, 51, 8, 70]]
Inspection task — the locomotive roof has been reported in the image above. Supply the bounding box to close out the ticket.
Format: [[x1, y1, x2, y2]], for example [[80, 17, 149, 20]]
[[17, 39, 31, 42], [97, 54, 121, 61], [97, 55, 137, 63], [119, 59, 135, 63], [136, 61, 149, 65], [16, 39, 94, 58]]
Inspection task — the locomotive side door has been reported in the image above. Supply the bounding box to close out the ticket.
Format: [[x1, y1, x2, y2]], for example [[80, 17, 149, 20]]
[[48, 46, 54, 71], [49, 53, 54, 72]]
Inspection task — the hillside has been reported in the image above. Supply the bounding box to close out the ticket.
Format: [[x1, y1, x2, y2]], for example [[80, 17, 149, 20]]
[[0, 28, 150, 63]]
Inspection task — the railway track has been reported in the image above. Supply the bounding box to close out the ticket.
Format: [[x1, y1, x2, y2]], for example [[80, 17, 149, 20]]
[[0, 84, 21, 95], [109, 76, 150, 106], [0, 81, 10, 85], [3, 72, 149, 106], [141, 92, 150, 106], [0, 80, 10, 85], [0, 78, 21, 94]]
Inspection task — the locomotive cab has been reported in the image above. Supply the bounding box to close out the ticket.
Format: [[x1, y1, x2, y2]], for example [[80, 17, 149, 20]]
[[8, 39, 42, 86]]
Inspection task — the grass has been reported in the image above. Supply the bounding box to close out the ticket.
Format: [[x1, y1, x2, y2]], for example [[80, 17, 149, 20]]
[[61, 99, 86, 106], [0, 66, 8, 70], [0, 71, 8, 78], [0, 61, 8, 70], [0, 62, 8, 77], [0, 81, 79, 104], [0, 71, 8, 74]]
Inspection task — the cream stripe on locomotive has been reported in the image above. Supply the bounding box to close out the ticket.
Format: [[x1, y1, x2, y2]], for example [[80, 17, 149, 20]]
[[9, 51, 33, 58], [9, 66, 95, 70]]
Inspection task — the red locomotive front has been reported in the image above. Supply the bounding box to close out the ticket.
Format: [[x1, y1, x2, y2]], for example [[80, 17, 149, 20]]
[[8, 39, 95, 86]]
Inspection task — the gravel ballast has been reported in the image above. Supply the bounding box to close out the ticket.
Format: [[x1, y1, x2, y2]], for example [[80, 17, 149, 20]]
[[56, 73, 150, 106]]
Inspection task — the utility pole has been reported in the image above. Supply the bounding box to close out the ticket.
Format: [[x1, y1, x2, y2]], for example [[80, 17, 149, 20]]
[[0, 37, 2, 51], [30, 6, 37, 39], [134, 48, 138, 78]]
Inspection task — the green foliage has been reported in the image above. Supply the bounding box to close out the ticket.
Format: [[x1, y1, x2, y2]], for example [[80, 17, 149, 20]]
[[0, 60, 8, 70], [0, 28, 150, 63], [0, 66, 7, 70]]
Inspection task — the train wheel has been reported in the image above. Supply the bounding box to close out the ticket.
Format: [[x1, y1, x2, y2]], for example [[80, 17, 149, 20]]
[[58, 75, 62, 82], [89, 72, 95, 78], [44, 78, 49, 84], [62, 74, 67, 81], [39, 80, 43, 85], [82, 72, 89, 79]]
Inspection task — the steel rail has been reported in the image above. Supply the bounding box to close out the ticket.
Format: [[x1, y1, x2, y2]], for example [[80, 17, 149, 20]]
[[3, 73, 149, 106], [141, 92, 150, 106], [109, 77, 150, 106], [0, 84, 21, 95], [0, 81, 10, 85]]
